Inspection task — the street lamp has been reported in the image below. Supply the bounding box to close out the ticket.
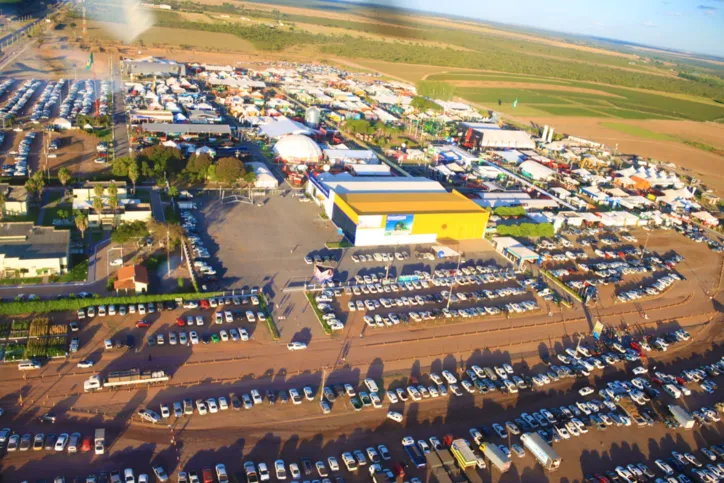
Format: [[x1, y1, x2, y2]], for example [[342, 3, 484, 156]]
[[446, 254, 465, 310]]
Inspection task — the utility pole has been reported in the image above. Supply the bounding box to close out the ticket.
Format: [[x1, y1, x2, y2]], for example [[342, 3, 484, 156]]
[[446, 254, 464, 310], [319, 367, 328, 401]]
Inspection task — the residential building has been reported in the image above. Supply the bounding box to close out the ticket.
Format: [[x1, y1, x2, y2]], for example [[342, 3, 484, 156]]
[[0, 223, 70, 278], [72, 181, 152, 229], [114, 264, 150, 293]]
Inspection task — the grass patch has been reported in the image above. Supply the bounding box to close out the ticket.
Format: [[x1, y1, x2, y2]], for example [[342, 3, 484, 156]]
[[305, 292, 333, 335], [0, 277, 44, 285], [55, 257, 89, 283], [534, 106, 604, 116], [257, 293, 279, 341], [4, 342, 26, 361], [682, 140, 721, 153], [600, 122, 679, 141], [326, 240, 353, 249], [141, 254, 167, 272], [319, 212, 329, 221]]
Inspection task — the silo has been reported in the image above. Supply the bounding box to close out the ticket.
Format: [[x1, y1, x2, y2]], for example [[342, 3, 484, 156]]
[[305, 107, 321, 128], [547, 127, 555, 143], [542, 125, 549, 141]]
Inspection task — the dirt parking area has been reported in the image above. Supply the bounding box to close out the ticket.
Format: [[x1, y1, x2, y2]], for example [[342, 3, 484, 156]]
[[47, 131, 110, 177]]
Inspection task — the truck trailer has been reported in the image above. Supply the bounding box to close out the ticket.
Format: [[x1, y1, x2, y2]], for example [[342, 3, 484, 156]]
[[450, 439, 478, 470], [668, 404, 695, 430], [84, 369, 170, 392], [521, 433, 561, 471], [479, 443, 512, 473]]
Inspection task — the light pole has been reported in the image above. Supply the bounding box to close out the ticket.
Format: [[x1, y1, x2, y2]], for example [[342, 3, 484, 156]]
[[446, 254, 464, 310]]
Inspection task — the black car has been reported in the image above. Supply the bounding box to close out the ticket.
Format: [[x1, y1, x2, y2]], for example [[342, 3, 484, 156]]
[[230, 393, 242, 410], [278, 391, 289, 404], [604, 470, 621, 482], [39, 412, 56, 424], [667, 457, 686, 473], [301, 458, 313, 476], [266, 389, 276, 404]]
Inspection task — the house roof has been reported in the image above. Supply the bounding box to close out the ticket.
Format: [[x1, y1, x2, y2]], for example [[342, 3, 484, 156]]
[[115, 264, 149, 287]]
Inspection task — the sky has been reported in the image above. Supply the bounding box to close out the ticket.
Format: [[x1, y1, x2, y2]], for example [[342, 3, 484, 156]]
[[355, 0, 724, 57]]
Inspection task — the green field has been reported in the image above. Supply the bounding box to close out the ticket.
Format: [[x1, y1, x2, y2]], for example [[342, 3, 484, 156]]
[[535, 106, 609, 116], [600, 123, 679, 141]]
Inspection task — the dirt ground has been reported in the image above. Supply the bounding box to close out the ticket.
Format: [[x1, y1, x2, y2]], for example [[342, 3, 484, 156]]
[[48, 131, 110, 177]]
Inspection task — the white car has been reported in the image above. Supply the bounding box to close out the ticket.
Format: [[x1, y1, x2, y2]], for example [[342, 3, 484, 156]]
[[110, 259, 123, 266], [287, 342, 307, 351], [258, 463, 270, 481], [328, 457, 340, 472], [387, 411, 403, 422], [206, 398, 219, 413], [579, 387, 594, 396], [275, 460, 287, 480], [442, 370, 458, 384]]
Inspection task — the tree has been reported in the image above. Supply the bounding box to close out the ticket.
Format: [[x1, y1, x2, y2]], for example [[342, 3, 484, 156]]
[[127, 161, 139, 193], [168, 186, 179, 198], [92, 196, 104, 228], [0, 192, 5, 219], [107, 181, 118, 199], [25, 172, 45, 202], [411, 96, 442, 112], [148, 220, 185, 249], [110, 220, 149, 244], [243, 170, 257, 185], [137, 145, 185, 180], [216, 157, 244, 185], [94, 184, 104, 199], [112, 156, 136, 177], [186, 153, 213, 182], [58, 167, 72, 187], [74, 212, 88, 240]]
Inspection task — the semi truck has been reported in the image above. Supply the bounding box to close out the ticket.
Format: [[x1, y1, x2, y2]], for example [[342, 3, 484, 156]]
[[94, 428, 105, 455], [402, 437, 426, 469], [84, 369, 169, 392], [668, 405, 695, 430], [449, 439, 478, 470], [521, 432, 561, 471], [479, 443, 512, 473]]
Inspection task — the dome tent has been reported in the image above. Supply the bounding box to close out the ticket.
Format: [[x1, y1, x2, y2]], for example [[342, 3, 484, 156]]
[[272, 134, 322, 164]]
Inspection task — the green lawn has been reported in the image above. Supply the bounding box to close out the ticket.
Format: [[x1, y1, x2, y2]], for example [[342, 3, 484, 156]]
[[600, 122, 679, 141], [535, 106, 608, 117]]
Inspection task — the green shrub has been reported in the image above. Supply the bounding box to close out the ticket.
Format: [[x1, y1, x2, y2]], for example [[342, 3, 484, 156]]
[[0, 292, 224, 316]]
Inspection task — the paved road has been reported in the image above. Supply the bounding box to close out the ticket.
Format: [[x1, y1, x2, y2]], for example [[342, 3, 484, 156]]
[[111, 56, 129, 159]]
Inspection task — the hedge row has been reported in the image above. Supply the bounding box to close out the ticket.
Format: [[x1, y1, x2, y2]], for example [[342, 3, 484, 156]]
[[305, 292, 333, 335], [257, 293, 280, 341], [0, 292, 225, 316]]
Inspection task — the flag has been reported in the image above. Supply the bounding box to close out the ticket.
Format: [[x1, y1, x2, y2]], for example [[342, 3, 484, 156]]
[[512, 98, 518, 108], [86, 52, 94, 71]]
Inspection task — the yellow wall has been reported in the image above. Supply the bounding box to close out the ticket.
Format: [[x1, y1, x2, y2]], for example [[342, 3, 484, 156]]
[[411, 211, 489, 240], [333, 196, 359, 224]]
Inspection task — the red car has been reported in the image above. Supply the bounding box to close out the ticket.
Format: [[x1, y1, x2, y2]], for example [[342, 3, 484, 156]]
[[200, 300, 210, 310], [392, 462, 405, 478], [651, 377, 663, 385], [675, 376, 686, 386], [176, 317, 186, 327], [135, 320, 150, 328], [81, 436, 92, 452], [202, 468, 214, 483], [630, 341, 641, 351]]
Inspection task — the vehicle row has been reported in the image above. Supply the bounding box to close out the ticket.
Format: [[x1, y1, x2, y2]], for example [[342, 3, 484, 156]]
[[31, 79, 64, 123]]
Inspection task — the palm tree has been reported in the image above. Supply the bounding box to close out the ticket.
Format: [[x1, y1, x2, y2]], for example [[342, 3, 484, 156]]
[[74, 212, 88, 240], [128, 162, 139, 194], [108, 194, 119, 226], [92, 196, 104, 229], [58, 167, 71, 188]]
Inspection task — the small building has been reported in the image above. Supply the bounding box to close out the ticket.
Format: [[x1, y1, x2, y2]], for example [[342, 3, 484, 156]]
[[72, 181, 152, 229], [0, 183, 28, 217], [0, 223, 70, 278], [247, 162, 279, 190], [491, 236, 540, 267], [122, 57, 186, 77], [114, 264, 150, 294], [519, 160, 555, 181]]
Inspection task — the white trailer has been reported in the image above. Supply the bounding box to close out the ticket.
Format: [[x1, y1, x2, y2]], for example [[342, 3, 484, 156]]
[[521, 433, 561, 471], [668, 405, 695, 430], [84, 369, 169, 392]]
